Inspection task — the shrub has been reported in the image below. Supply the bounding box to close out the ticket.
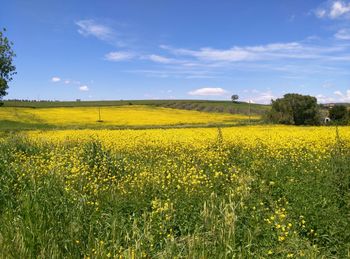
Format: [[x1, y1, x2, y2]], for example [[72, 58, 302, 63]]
[[268, 93, 320, 125], [329, 105, 348, 124]]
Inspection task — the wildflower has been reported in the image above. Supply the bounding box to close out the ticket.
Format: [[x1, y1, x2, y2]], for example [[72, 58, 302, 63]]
[[278, 236, 285, 241]]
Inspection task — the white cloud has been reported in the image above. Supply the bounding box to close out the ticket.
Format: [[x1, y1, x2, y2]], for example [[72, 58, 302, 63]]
[[163, 45, 255, 62], [123, 36, 350, 80], [188, 87, 228, 96], [147, 54, 175, 64], [105, 51, 134, 61], [334, 90, 343, 96], [129, 37, 350, 80], [161, 42, 344, 63], [315, 1, 350, 19], [79, 85, 89, 91], [51, 77, 61, 82], [126, 68, 218, 79], [330, 1, 350, 18], [315, 9, 327, 18], [335, 28, 350, 39], [251, 91, 275, 104], [76, 20, 113, 41], [64, 80, 70, 84], [316, 94, 335, 103], [333, 90, 350, 101], [251, 89, 339, 105]]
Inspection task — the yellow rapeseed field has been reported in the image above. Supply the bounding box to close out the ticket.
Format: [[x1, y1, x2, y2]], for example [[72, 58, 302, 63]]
[[1, 125, 349, 257], [20, 125, 350, 197], [0, 105, 258, 127], [25, 125, 350, 154]]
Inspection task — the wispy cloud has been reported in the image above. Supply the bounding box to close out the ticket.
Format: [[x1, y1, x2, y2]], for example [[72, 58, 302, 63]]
[[51, 76, 61, 82], [188, 87, 228, 96], [315, 1, 350, 19], [105, 51, 135, 61], [126, 68, 220, 79], [252, 91, 275, 104], [316, 94, 335, 103], [161, 42, 346, 63], [147, 54, 177, 64], [241, 90, 276, 104], [333, 89, 350, 101], [335, 28, 350, 39], [122, 35, 350, 82], [51, 76, 91, 92], [242, 90, 333, 104], [79, 85, 89, 91], [76, 20, 114, 41], [76, 19, 129, 47], [322, 90, 350, 103], [75, 16, 349, 81]]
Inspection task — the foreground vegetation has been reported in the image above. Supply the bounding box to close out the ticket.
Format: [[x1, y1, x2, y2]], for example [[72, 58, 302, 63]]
[[0, 126, 349, 258]]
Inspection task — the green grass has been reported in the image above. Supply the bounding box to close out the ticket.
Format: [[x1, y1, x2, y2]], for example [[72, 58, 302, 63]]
[[0, 130, 349, 258], [0, 120, 261, 131], [0, 120, 53, 131]]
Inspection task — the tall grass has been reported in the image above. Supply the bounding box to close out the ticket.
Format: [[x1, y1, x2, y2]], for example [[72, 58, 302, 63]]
[[0, 129, 349, 258]]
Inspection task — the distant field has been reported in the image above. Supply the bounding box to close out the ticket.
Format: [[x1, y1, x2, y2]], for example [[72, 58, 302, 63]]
[[2, 99, 270, 115], [0, 105, 260, 130]]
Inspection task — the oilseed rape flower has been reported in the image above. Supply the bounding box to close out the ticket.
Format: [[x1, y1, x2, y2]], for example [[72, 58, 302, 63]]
[[0, 125, 349, 257], [0, 105, 257, 128]]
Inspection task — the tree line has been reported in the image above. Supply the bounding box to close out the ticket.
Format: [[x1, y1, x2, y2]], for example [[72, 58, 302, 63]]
[[267, 93, 350, 125]]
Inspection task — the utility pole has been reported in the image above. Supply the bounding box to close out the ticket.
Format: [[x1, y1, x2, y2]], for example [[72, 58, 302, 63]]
[[249, 100, 251, 124], [98, 107, 102, 122]]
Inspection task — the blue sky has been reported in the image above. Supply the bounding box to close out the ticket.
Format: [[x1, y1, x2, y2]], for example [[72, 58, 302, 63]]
[[1, 0, 350, 103]]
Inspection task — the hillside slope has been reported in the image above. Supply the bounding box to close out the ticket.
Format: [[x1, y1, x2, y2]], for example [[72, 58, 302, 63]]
[[2, 99, 270, 116]]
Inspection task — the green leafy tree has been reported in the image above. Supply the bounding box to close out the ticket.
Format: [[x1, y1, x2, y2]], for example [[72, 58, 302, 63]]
[[231, 94, 239, 103], [0, 28, 16, 100], [268, 93, 320, 125], [329, 105, 348, 123]]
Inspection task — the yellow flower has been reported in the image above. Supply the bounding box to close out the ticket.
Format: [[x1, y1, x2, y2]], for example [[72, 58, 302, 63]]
[[278, 236, 285, 242]]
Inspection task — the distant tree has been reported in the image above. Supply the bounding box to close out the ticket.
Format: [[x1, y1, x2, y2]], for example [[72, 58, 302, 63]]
[[268, 93, 320, 125], [329, 105, 348, 122], [0, 28, 16, 101], [231, 94, 239, 103]]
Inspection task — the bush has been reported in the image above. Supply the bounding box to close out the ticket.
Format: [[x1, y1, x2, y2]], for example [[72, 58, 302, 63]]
[[268, 93, 320, 125], [329, 105, 348, 124]]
